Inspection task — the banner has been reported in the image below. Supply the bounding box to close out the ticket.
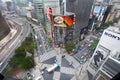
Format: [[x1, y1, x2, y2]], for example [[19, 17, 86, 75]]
[[90, 45, 110, 71], [52, 14, 75, 27], [46, 7, 52, 21]]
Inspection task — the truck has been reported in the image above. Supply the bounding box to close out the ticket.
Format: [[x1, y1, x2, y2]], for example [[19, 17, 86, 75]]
[[47, 63, 59, 73]]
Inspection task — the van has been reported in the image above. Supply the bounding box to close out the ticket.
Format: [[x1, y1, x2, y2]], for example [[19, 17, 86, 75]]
[[47, 63, 59, 72]]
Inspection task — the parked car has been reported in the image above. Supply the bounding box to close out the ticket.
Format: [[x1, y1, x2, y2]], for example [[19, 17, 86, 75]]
[[79, 56, 87, 64], [27, 73, 34, 80], [41, 67, 47, 71]]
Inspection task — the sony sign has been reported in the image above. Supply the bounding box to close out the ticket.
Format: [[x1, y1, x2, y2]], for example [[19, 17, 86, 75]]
[[104, 32, 120, 40]]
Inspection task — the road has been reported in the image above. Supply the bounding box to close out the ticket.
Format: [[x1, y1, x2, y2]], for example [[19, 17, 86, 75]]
[[0, 15, 31, 73], [29, 22, 52, 55]]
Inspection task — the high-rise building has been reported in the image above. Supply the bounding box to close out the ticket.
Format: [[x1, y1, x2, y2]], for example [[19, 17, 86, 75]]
[[33, 1, 44, 23], [0, 11, 10, 41], [105, 0, 120, 22], [66, 0, 94, 41], [13, 0, 28, 16], [0, 0, 1, 11], [87, 25, 120, 80]]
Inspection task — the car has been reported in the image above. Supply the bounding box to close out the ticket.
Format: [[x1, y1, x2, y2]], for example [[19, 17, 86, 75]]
[[27, 73, 34, 80], [41, 67, 47, 71], [79, 56, 87, 64], [40, 71, 44, 75]]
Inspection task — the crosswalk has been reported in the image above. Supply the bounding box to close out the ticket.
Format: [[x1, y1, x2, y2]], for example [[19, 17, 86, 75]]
[[60, 67, 75, 75], [64, 54, 80, 68], [37, 49, 81, 80], [40, 50, 56, 62]]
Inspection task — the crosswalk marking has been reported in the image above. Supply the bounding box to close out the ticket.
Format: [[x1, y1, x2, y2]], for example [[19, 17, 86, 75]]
[[40, 50, 56, 62], [60, 67, 75, 75]]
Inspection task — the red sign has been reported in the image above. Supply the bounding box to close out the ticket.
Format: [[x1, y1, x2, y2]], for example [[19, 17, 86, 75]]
[[46, 7, 52, 21]]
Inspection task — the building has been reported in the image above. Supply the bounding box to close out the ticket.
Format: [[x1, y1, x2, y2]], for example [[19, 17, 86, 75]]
[[52, 13, 75, 46], [31, 0, 44, 23], [0, 0, 1, 11], [87, 25, 120, 80], [89, 0, 110, 30], [66, 0, 94, 41], [13, 0, 28, 16], [0, 11, 10, 41], [0, 11, 11, 49], [105, 0, 120, 22]]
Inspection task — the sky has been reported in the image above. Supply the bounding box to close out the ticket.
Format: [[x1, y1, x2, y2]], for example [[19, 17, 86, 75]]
[[1, 0, 12, 2]]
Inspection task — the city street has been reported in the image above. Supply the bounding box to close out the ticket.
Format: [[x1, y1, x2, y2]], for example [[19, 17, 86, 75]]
[[14, 27, 102, 80], [29, 22, 52, 55], [0, 15, 31, 73], [34, 48, 80, 80]]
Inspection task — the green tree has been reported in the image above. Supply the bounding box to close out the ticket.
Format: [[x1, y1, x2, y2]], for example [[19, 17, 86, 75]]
[[24, 56, 35, 69], [9, 36, 35, 70], [9, 56, 18, 68], [65, 40, 75, 52], [90, 39, 99, 49], [22, 37, 35, 55], [14, 46, 26, 57], [48, 38, 52, 43]]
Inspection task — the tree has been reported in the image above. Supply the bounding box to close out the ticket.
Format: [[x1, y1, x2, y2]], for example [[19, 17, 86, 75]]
[[90, 39, 99, 49], [9, 36, 35, 70], [21, 37, 35, 55], [14, 46, 26, 57], [48, 38, 52, 43], [65, 40, 75, 52], [24, 56, 35, 69]]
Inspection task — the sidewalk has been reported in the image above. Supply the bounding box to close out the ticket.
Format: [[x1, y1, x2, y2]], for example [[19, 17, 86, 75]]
[[77, 61, 89, 80]]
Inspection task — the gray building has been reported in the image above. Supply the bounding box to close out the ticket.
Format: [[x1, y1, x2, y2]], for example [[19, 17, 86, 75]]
[[33, 1, 44, 23], [93, 56, 120, 80], [66, 0, 94, 41], [0, 11, 10, 41]]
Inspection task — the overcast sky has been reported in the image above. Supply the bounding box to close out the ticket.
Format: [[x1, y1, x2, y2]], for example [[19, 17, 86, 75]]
[[2, 0, 12, 2]]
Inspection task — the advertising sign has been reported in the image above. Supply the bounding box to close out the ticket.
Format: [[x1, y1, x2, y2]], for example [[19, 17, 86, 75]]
[[52, 14, 75, 27], [46, 7, 52, 21], [94, 6, 102, 14], [90, 45, 110, 71]]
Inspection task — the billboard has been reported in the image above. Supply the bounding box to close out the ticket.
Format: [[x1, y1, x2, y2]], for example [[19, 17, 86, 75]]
[[90, 45, 110, 71], [46, 7, 52, 21], [93, 6, 102, 14], [52, 14, 75, 27]]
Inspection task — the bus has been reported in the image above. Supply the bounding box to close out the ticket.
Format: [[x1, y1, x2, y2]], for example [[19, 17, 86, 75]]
[[47, 63, 59, 73]]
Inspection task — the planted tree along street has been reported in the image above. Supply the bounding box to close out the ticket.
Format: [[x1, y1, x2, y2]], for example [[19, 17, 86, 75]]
[[9, 36, 35, 70]]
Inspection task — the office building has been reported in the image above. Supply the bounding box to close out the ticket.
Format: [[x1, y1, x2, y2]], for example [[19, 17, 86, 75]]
[[31, 0, 44, 23], [0, 11, 10, 41], [105, 0, 120, 22], [13, 0, 28, 16], [66, 0, 94, 41], [87, 25, 120, 80]]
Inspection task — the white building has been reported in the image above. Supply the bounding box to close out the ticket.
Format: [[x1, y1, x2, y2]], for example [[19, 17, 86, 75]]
[[87, 26, 120, 80]]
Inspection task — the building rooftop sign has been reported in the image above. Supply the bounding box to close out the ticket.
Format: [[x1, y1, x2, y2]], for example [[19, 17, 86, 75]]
[[104, 32, 120, 40]]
